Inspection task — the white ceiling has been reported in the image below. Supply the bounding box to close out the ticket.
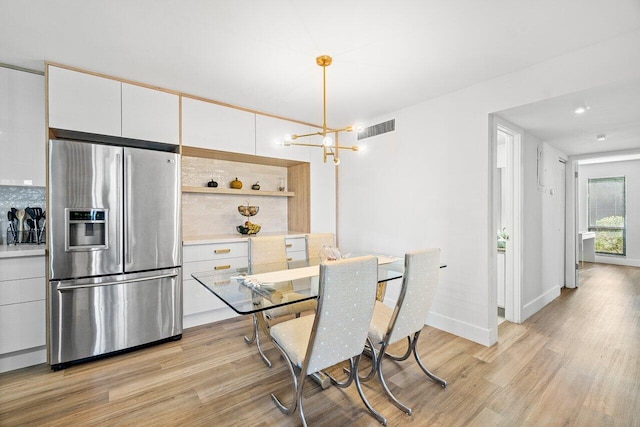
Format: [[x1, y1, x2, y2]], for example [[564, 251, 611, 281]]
[[1, 0, 640, 130], [496, 78, 640, 156]]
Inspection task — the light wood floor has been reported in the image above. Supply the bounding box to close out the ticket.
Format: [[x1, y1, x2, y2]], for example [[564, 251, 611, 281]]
[[1, 263, 638, 426]]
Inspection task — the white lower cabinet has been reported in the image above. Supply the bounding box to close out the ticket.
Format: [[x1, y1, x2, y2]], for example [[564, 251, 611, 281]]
[[0, 255, 46, 373], [285, 236, 306, 262], [182, 235, 311, 329], [182, 241, 248, 328]]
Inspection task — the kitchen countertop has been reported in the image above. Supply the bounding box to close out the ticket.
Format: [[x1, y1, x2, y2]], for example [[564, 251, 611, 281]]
[[183, 231, 307, 245], [0, 245, 46, 258]]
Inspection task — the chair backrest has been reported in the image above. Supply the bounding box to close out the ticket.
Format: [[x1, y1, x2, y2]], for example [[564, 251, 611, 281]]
[[386, 249, 441, 345], [303, 256, 378, 375], [248, 236, 288, 274], [305, 233, 336, 266]]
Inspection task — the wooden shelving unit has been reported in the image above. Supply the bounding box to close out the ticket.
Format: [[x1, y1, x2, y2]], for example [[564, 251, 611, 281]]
[[182, 186, 295, 197]]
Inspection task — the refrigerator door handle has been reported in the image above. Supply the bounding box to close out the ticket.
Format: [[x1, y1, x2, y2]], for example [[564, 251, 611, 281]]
[[116, 152, 122, 267], [56, 272, 178, 291], [126, 154, 133, 265]]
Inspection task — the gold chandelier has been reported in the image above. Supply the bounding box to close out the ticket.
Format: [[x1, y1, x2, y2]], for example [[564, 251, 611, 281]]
[[280, 55, 363, 165]]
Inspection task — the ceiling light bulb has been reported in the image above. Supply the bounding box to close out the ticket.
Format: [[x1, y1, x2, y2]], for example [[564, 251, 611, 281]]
[[357, 144, 366, 152], [596, 134, 606, 141], [333, 157, 341, 165], [323, 136, 333, 147], [353, 123, 365, 133], [274, 139, 283, 146], [284, 134, 293, 142], [574, 106, 589, 114]]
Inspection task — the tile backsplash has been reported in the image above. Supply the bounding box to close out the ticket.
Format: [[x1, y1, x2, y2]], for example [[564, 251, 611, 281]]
[[0, 185, 46, 244], [182, 156, 289, 239]]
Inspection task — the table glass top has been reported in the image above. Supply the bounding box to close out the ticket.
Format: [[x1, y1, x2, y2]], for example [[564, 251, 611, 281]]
[[191, 256, 405, 315]]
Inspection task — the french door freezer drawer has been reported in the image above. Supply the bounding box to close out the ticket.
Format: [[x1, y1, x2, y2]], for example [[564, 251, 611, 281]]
[[49, 268, 182, 367]]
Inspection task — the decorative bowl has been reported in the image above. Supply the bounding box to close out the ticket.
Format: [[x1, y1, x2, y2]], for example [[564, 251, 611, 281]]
[[238, 205, 259, 216], [236, 224, 261, 235]]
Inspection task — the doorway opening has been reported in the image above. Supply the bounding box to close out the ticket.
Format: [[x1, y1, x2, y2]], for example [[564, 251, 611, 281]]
[[492, 117, 523, 333]]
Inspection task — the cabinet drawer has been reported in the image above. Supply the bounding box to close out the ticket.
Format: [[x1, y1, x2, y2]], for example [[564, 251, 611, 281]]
[[0, 300, 46, 354], [0, 277, 45, 306], [285, 237, 306, 253], [183, 242, 248, 263], [286, 250, 306, 262], [183, 278, 228, 315], [0, 256, 45, 282], [182, 257, 248, 281]]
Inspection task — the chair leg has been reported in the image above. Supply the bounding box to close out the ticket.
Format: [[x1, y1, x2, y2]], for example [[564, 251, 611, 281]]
[[343, 338, 377, 382], [384, 336, 412, 361], [328, 358, 355, 388], [413, 331, 446, 388], [360, 337, 378, 381], [377, 343, 413, 415], [353, 355, 387, 426], [270, 340, 300, 416]]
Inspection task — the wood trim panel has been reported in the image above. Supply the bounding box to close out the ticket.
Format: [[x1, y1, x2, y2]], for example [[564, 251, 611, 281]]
[[287, 163, 311, 233]]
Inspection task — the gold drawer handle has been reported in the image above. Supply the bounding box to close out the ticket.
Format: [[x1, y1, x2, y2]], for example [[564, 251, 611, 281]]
[[214, 265, 231, 270], [287, 257, 292, 261], [214, 249, 231, 254], [286, 243, 292, 248]]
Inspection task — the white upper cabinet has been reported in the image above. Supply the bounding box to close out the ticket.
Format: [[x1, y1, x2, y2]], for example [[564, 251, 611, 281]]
[[181, 97, 255, 155], [0, 67, 45, 186], [48, 66, 121, 137], [48, 66, 179, 145], [121, 83, 179, 145], [255, 115, 311, 162]]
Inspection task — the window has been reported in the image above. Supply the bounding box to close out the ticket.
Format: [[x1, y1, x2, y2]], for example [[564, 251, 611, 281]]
[[588, 177, 626, 255]]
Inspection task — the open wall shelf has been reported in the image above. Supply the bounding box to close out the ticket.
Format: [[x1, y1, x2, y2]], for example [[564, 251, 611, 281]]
[[182, 186, 295, 197]]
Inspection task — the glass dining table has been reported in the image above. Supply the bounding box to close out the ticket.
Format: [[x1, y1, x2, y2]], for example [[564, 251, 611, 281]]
[[190, 255, 405, 316]]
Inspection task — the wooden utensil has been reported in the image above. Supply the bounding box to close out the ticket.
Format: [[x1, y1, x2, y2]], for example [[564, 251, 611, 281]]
[[15, 209, 25, 242]]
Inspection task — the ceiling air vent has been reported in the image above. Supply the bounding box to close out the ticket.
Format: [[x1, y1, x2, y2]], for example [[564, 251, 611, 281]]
[[357, 119, 395, 140]]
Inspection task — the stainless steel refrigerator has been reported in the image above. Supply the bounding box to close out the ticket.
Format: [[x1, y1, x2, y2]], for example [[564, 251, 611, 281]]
[[48, 138, 182, 370]]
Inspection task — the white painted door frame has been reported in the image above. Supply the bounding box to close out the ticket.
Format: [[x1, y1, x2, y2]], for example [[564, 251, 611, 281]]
[[564, 160, 579, 288], [491, 116, 523, 326]]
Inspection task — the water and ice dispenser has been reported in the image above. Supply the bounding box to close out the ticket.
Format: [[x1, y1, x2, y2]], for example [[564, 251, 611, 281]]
[[65, 209, 108, 251]]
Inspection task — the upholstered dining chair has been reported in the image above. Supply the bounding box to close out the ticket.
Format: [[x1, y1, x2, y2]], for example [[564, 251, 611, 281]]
[[305, 233, 336, 266], [246, 236, 316, 367], [269, 256, 387, 426], [363, 248, 446, 415]]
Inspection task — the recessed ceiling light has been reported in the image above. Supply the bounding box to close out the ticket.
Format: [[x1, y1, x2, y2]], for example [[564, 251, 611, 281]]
[[574, 106, 590, 114], [596, 134, 606, 141]]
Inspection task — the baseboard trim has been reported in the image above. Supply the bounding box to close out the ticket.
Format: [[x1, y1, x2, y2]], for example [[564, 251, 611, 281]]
[[426, 311, 493, 347], [593, 256, 640, 267], [522, 286, 561, 321], [0, 346, 46, 374], [184, 308, 238, 329]]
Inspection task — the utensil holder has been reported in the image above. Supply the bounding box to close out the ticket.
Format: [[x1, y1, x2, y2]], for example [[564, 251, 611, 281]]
[[6, 228, 45, 245]]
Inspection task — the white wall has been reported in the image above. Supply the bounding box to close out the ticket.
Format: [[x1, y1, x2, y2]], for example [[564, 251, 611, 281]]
[[578, 159, 640, 267], [337, 30, 640, 346], [522, 140, 566, 320]]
